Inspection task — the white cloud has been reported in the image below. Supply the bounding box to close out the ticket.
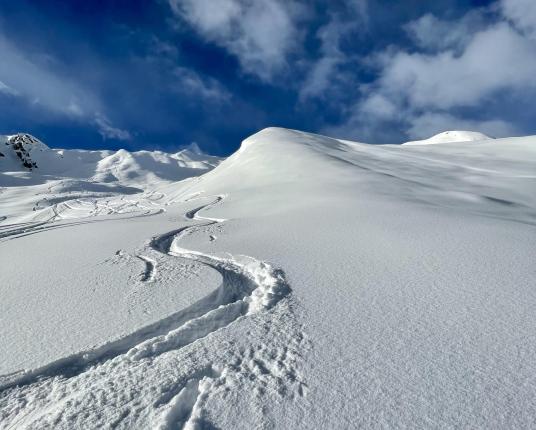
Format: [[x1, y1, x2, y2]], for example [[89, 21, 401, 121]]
[[0, 34, 99, 118], [299, 2, 367, 101], [169, 0, 307, 81], [299, 20, 351, 100], [501, 0, 536, 39], [94, 115, 132, 141], [0, 33, 132, 140], [358, 93, 396, 119], [0, 79, 18, 96], [171, 0, 240, 34], [331, 3, 536, 142], [404, 11, 486, 51], [300, 56, 342, 100], [173, 67, 230, 101], [376, 23, 536, 111]]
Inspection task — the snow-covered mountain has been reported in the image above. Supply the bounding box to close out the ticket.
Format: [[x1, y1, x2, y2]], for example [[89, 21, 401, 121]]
[[1, 128, 535, 429], [1, 133, 221, 185], [402, 130, 492, 145], [0, 133, 222, 223], [0, 133, 48, 170]]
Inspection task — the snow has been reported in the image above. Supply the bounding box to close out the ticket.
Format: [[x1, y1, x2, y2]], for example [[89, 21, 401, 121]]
[[403, 130, 492, 145], [1, 133, 220, 183], [1, 127, 536, 428], [0, 133, 222, 224]]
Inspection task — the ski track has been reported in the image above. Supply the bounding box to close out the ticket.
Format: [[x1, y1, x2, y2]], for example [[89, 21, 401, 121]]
[[137, 255, 157, 283], [0, 203, 165, 242], [0, 193, 304, 429], [0, 212, 155, 243]]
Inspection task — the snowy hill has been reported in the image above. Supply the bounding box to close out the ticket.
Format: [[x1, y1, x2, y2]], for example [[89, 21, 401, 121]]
[[0, 133, 222, 223], [1, 133, 221, 185], [1, 128, 535, 429], [402, 130, 492, 145], [0, 133, 49, 170]]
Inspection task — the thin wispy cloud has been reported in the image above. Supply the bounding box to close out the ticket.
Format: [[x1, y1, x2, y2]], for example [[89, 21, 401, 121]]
[[173, 67, 231, 102], [0, 34, 95, 118], [299, 17, 359, 101], [0, 79, 18, 96], [0, 33, 132, 141], [94, 114, 132, 141]]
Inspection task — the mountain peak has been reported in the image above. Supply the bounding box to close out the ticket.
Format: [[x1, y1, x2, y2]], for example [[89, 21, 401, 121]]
[[402, 130, 493, 146], [180, 142, 204, 155], [1, 133, 49, 169]]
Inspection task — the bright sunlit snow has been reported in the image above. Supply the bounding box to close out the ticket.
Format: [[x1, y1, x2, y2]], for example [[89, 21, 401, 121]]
[[402, 130, 492, 145], [1, 127, 535, 429]]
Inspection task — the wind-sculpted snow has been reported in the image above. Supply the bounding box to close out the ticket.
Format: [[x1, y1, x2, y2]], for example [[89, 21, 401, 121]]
[[0, 193, 305, 429]]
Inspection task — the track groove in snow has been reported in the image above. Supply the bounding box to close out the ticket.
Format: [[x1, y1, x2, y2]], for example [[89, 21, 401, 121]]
[[0, 207, 164, 243], [154, 366, 220, 430], [0, 195, 289, 388], [137, 255, 157, 282], [129, 195, 290, 361], [0, 193, 303, 429]]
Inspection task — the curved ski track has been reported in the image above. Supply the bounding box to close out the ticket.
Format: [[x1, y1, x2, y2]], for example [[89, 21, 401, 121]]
[[0, 194, 304, 429]]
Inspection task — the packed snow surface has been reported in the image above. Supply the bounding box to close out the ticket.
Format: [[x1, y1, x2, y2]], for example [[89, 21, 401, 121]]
[[0, 128, 535, 429], [403, 130, 492, 145]]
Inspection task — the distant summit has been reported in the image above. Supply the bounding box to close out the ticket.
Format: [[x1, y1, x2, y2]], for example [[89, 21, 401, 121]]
[[0, 133, 49, 170], [0, 132, 222, 186], [182, 142, 204, 155], [402, 130, 492, 146]]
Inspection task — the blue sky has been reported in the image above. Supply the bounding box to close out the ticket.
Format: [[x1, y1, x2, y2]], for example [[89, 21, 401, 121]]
[[1, 0, 535, 155]]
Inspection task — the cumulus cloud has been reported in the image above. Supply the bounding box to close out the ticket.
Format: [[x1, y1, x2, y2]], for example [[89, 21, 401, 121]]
[[404, 11, 488, 52], [501, 0, 536, 39], [375, 23, 536, 111], [169, 0, 307, 81], [330, 0, 536, 142]]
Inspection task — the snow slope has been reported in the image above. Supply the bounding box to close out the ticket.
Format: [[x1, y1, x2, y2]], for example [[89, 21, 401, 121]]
[[403, 130, 492, 145], [1, 128, 535, 429], [0, 134, 222, 224], [1, 133, 220, 184]]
